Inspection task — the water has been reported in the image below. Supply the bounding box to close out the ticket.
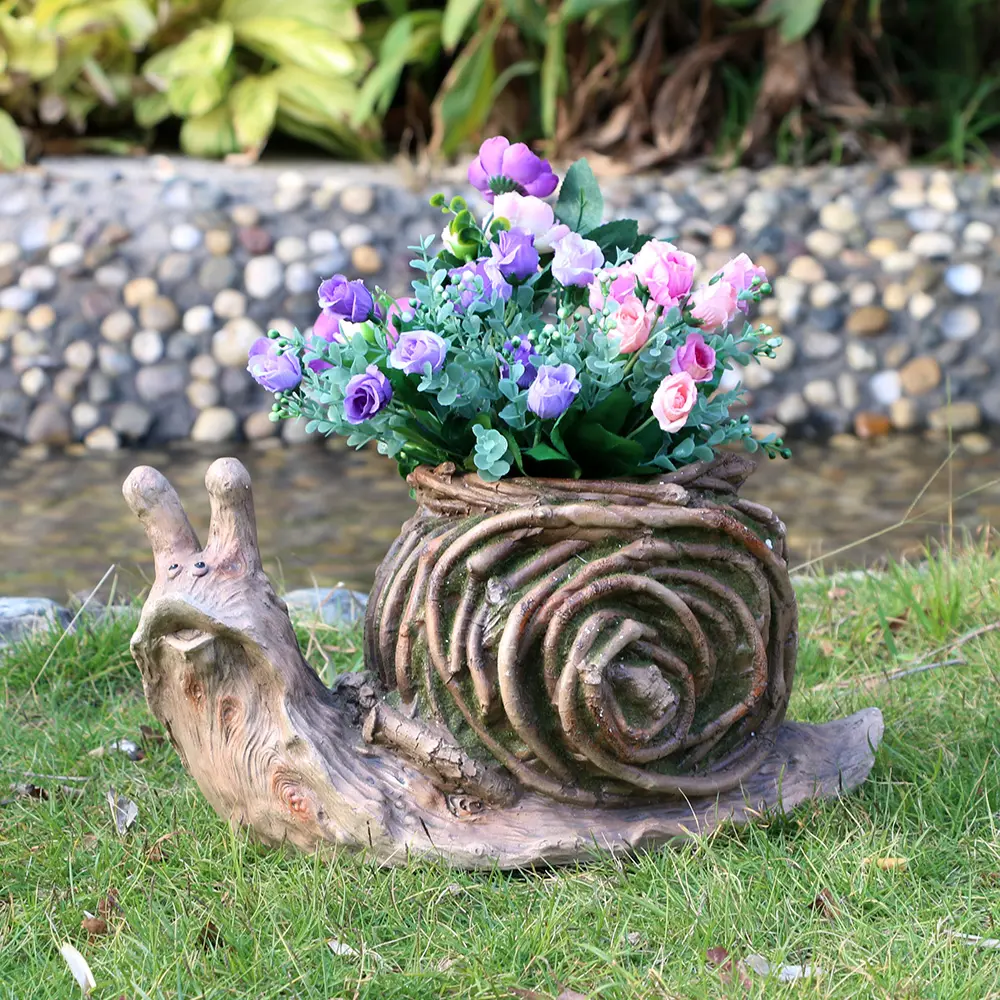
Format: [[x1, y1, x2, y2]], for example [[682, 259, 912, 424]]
[[2, 437, 999, 601]]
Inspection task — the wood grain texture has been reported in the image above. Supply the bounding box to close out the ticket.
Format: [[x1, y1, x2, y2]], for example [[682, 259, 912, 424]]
[[124, 457, 883, 869]]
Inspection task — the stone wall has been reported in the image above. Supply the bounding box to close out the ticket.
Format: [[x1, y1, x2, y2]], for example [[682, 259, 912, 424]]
[[1, 156, 998, 451]]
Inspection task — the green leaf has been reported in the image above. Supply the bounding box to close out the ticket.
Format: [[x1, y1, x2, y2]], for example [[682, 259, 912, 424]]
[[540, 18, 564, 138], [442, 0, 482, 51], [168, 74, 226, 118], [229, 74, 278, 148], [567, 423, 644, 476], [179, 105, 239, 158], [133, 91, 170, 128], [554, 158, 604, 234], [585, 387, 633, 435], [272, 66, 358, 125], [755, 0, 826, 41], [234, 18, 363, 77], [587, 219, 639, 259], [501, 430, 525, 473], [0, 14, 58, 79], [559, 0, 630, 20], [0, 108, 24, 170], [431, 14, 500, 154], [524, 442, 569, 463], [163, 23, 234, 78]]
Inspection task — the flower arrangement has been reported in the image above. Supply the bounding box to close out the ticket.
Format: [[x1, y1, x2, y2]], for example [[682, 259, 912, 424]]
[[248, 136, 790, 482]]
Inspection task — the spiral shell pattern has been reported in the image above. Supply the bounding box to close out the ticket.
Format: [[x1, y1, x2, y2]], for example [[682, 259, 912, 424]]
[[365, 456, 797, 806]]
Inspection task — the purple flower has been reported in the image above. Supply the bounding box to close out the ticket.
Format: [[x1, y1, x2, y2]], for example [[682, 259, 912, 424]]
[[490, 227, 539, 281], [467, 136, 558, 204], [551, 232, 604, 287], [449, 258, 511, 313], [526, 363, 581, 419], [247, 337, 301, 392], [313, 308, 346, 344], [499, 339, 539, 389], [670, 332, 716, 383], [317, 274, 373, 322], [388, 329, 447, 375], [343, 364, 392, 424]]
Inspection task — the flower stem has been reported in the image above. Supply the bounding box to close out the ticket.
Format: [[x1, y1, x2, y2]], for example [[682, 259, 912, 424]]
[[626, 414, 657, 439]]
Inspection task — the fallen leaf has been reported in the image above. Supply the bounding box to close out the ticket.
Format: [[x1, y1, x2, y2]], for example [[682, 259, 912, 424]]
[[510, 991, 546, 1000], [9, 782, 49, 802], [811, 888, 840, 919], [863, 856, 908, 870], [743, 954, 823, 982], [81, 915, 107, 937], [106, 788, 138, 836], [706, 946, 751, 990], [556, 990, 589, 1000], [626, 931, 643, 946], [827, 587, 849, 600], [198, 919, 225, 949], [97, 889, 119, 918], [139, 724, 165, 745], [436, 955, 462, 972], [327, 937, 388, 965], [743, 954, 771, 976], [59, 942, 96, 995], [819, 639, 836, 657], [887, 608, 910, 633]]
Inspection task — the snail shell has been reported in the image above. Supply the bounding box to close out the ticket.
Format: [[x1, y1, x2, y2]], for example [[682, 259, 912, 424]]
[[365, 455, 797, 806]]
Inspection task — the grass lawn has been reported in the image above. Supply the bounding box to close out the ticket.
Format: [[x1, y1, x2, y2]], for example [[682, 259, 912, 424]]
[[2, 540, 1000, 999]]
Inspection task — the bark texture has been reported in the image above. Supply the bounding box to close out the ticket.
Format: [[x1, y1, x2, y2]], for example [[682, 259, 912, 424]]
[[124, 456, 883, 869]]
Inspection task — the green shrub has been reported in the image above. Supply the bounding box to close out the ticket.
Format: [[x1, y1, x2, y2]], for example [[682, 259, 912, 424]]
[[0, 0, 379, 167]]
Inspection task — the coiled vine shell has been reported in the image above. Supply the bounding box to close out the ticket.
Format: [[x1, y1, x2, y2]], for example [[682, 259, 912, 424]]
[[365, 455, 798, 806]]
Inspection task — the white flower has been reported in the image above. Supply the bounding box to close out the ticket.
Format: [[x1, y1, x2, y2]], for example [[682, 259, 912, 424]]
[[492, 192, 570, 253]]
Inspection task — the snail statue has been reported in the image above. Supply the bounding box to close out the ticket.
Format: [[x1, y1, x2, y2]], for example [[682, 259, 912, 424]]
[[124, 455, 882, 869]]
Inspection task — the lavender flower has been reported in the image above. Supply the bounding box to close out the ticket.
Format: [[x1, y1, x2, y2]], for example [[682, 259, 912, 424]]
[[670, 332, 716, 382], [499, 339, 539, 389], [526, 363, 581, 419], [551, 232, 604, 287], [490, 227, 539, 281], [313, 308, 346, 344], [389, 329, 448, 375], [468, 136, 558, 204], [449, 258, 512, 313], [343, 365, 392, 424], [247, 337, 301, 392], [317, 275, 373, 322]]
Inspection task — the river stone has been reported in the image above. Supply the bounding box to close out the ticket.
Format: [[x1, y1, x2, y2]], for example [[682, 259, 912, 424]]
[[803, 379, 838, 407], [245, 255, 283, 299], [890, 397, 919, 430], [186, 380, 220, 410], [191, 405, 238, 442], [285, 261, 316, 295], [71, 402, 100, 432], [53, 371, 85, 406], [165, 332, 200, 361], [198, 256, 237, 292], [899, 356, 941, 395], [808, 281, 841, 309], [170, 223, 202, 252], [183, 304, 214, 335], [98, 309, 133, 344], [940, 306, 980, 341], [944, 263, 983, 296], [189, 353, 219, 381], [21, 367, 48, 397], [340, 223, 373, 251], [0, 242, 20, 267], [847, 306, 890, 336], [48, 242, 84, 269], [927, 182, 958, 212], [869, 370, 902, 406], [213, 288, 247, 319], [928, 402, 980, 432], [283, 587, 369, 625], [63, 340, 95, 370], [785, 255, 824, 283], [123, 277, 158, 308], [909, 231, 955, 258], [231, 204, 260, 227], [84, 426, 120, 452], [213, 316, 262, 367], [838, 373, 860, 410], [139, 296, 179, 332], [238, 226, 272, 255], [20, 265, 57, 292], [308, 230, 339, 255], [136, 363, 186, 402], [849, 282, 877, 307], [275, 236, 308, 263], [774, 393, 808, 425], [27, 304, 56, 332], [0, 287, 36, 311], [908, 292, 936, 320], [340, 186, 375, 215], [802, 331, 841, 360], [846, 342, 877, 371], [804, 230, 843, 258], [853, 412, 891, 438], [95, 263, 129, 288], [244, 409, 277, 440], [0, 597, 71, 646], [157, 252, 194, 284], [87, 371, 114, 405], [959, 432, 992, 455], [25, 401, 71, 445], [202, 228, 231, 256], [132, 329, 165, 365], [818, 201, 858, 233]]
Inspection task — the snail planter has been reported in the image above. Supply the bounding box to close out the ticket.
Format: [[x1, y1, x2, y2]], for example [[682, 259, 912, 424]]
[[124, 454, 882, 869], [126, 137, 882, 868]]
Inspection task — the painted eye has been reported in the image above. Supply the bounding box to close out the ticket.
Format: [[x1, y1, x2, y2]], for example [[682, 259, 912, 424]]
[[168, 563, 179, 571], [194, 561, 206, 569], [192, 560, 209, 578]]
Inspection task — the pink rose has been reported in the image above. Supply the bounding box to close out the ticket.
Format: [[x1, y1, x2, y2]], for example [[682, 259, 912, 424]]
[[670, 332, 716, 382], [385, 296, 416, 348], [610, 295, 651, 354], [688, 280, 739, 331], [718, 252, 766, 314], [632, 240, 696, 307], [651, 371, 697, 433], [588, 264, 637, 313]]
